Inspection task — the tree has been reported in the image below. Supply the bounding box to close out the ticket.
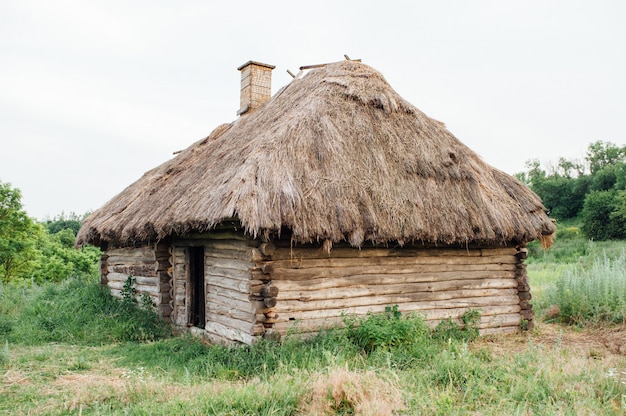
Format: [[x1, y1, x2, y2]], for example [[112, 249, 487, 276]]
[[0, 181, 41, 283], [30, 229, 100, 283], [581, 190, 626, 240], [44, 212, 86, 236], [585, 141, 626, 175]]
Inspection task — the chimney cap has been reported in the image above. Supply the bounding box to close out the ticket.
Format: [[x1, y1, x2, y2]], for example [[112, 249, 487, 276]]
[[237, 61, 276, 71]]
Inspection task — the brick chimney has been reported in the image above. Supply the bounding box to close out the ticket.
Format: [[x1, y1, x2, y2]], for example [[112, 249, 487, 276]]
[[237, 61, 275, 116]]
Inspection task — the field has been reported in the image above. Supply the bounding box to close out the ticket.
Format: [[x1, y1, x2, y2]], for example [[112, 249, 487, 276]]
[[1, 239, 625, 415]]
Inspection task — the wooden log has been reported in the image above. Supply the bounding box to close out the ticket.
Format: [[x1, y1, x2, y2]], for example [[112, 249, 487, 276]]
[[256, 314, 280, 324], [106, 273, 158, 286], [271, 246, 516, 261], [107, 246, 154, 258], [204, 248, 256, 262], [259, 242, 276, 257], [480, 326, 519, 336], [210, 303, 256, 322], [270, 256, 517, 272], [205, 266, 251, 282], [274, 293, 520, 314], [207, 312, 256, 333], [516, 247, 528, 258], [271, 269, 516, 284], [108, 265, 157, 278], [204, 322, 254, 344], [208, 285, 251, 304], [205, 257, 253, 272], [207, 293, 255, 314], [263, 297, 277, 308], [274, 277, 517, 297], [207, 276, 255, 293], [203, 239, 257, 252], [272, 302, 521, 324], [249, 281, 266, 296], [271, 310, 522, 335], [276, 284, 517, 302], [261, 263, 274, 275], [135, 284, 160, 295], [270, 255, 518, 270], [261, 285, 279, 297]]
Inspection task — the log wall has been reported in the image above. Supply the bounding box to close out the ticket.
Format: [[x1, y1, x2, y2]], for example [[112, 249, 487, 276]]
[[101, 245, 167, 312], [255, 243, 526, 337]]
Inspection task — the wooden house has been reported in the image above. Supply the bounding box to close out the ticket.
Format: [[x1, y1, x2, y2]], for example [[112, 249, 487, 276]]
[[76, 59, 556, 344]]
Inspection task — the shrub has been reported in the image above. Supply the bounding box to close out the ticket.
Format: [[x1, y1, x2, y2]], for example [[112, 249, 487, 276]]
[[342, 305, 430, 354], [433, 309, 481, 342]]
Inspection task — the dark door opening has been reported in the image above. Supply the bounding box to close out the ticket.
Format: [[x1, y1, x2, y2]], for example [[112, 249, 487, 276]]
[[188, 246, 205, 328]]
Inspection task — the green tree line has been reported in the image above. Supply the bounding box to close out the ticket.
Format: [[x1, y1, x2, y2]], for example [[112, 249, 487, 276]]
[[0, 180, 99, 284], [516, 140, 626, 240]]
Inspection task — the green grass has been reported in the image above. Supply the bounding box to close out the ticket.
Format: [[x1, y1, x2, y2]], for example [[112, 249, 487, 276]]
[[0, 277, 172, 345]]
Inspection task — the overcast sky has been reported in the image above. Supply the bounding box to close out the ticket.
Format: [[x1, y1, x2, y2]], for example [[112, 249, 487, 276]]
[[1, 1, 625, 220]]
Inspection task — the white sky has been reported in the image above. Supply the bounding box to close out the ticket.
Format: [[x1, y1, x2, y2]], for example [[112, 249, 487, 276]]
[[1, 0, 625, 220]]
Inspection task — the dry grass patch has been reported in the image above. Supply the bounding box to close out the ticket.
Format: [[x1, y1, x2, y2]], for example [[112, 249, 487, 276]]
[[305, 367, 405, 416]]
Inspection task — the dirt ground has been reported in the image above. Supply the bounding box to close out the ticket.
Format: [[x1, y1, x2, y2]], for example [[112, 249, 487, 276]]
[[477, 322, 626, 359]]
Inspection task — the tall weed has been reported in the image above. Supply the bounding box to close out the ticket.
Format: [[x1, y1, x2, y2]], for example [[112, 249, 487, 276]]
[[2, 277, 171, 344], [546, 250, 626, 325], [342, 305, 430, 354]]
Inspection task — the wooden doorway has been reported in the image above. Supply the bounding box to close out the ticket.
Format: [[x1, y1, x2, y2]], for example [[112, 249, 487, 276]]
[[187, 246, 206, 328]]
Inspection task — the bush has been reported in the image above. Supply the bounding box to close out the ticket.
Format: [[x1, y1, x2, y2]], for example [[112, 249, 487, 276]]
[[433, 309, 481, 342], [342, 305, 431, 354]]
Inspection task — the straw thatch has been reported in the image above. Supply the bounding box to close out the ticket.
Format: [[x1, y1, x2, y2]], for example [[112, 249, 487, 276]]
[[77, 61, 555, 248]]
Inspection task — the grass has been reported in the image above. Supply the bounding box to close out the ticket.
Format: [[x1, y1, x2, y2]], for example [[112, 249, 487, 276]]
[[1, 239, 626, 415]]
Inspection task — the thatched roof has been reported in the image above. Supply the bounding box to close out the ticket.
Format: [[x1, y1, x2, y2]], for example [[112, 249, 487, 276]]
[[77, 60, 555, 248]]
